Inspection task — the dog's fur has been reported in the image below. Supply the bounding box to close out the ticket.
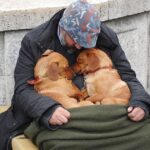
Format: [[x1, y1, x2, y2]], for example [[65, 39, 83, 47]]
[[28, 49, 93, 109], [73, 48, 131, 105]]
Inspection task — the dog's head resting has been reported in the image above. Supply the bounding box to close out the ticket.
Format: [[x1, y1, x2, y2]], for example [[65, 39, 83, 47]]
[[73, 48, 113, 74], [28, 49, 74, 85]]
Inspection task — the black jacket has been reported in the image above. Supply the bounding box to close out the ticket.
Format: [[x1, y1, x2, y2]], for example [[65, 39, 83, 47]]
[[0, 9, 150, 150]]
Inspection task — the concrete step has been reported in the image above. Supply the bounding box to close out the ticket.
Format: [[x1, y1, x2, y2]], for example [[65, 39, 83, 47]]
[[12, 135, 38, 150]]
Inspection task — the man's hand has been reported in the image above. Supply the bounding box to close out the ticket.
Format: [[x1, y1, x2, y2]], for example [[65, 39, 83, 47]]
[[49, 106, 71, 125], [127, 106, 145, 122]]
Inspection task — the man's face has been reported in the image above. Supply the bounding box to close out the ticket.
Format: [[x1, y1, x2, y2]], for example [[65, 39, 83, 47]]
[[64, 31, 82, 50]]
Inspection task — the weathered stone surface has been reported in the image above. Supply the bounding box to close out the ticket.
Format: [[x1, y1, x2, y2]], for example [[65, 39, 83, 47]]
[[6, 76, 14, 105], [97, 0, 109, 21], [0, 33, 4, 76], [0, 0, 103, 11], [0, 0, 75, 11], [145, 0, 150, 12], [148, 12, 150, 93], [105, 13, 149, 88], [0, 7, 63, 31], [5, 30, 28, 76], [108, 0, 149, 20], [0, 76, 6, 105]]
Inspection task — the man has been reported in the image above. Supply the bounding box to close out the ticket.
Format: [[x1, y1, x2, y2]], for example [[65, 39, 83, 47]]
[[0, 0, 150, 149]]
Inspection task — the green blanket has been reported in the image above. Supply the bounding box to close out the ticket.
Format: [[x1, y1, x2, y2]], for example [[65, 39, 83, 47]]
[[24, 105, 150, 150]]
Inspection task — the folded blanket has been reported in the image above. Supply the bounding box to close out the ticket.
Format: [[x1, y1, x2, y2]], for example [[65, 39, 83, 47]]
[[24, 105, 150, 150]]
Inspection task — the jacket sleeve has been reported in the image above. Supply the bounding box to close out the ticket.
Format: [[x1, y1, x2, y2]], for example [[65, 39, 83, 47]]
[[98, 23, 150, 116], [13, 34, 59, 121], [110, 33, 150, 116]]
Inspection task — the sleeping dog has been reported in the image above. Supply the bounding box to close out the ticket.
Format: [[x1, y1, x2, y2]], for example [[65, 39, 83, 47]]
[[73, 48, 131, 105], [28, 49, 93, 109]]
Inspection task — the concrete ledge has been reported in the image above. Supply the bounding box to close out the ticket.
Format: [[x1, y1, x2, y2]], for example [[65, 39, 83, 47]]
[[108, 0, 150, 20], [0, 0, 150, 32], [12, 135, 38, 150]]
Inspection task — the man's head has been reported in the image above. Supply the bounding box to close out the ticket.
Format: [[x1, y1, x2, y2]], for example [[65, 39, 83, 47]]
[[58, 0, 101, 50]]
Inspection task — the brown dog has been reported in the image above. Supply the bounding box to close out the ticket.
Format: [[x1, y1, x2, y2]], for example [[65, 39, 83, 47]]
[[73, 48, 131, 105], [28, 49, 93, 109]]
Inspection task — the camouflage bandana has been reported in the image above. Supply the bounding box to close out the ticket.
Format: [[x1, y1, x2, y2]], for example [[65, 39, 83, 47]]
[[59, 0, 101, 48]]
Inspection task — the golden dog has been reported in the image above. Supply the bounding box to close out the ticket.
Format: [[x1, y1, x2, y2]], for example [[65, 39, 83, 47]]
[[73, 48, 131, 105], [28, 49, 93, 109]]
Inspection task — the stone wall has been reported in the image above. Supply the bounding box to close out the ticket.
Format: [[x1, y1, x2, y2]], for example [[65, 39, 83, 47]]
[[0, 0, 150, 105]]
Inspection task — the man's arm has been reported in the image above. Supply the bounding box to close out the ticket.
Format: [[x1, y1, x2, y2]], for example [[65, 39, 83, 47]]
[[98, 23, 150, 121], [13, 34, 70, 127], [111, 34, 150, 121]]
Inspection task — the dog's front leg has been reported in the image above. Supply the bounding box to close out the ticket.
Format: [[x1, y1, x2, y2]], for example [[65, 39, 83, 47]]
[[77, 88, 89, 101], [85, 94, 104, 104]]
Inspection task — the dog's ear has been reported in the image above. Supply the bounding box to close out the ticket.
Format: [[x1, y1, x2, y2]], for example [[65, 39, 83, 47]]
[[27, 79, 36, 85], [27, 76, 41, 85], [87, 52, 100, 71], [42, 49, 53, 57], [48, 62, 60, 81]]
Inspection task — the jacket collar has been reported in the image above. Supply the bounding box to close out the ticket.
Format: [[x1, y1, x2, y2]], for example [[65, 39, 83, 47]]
[[38, 9, 65, 50]]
